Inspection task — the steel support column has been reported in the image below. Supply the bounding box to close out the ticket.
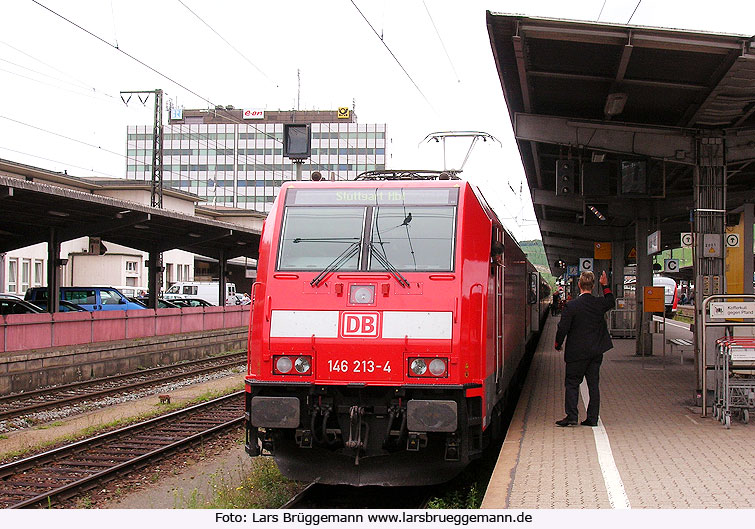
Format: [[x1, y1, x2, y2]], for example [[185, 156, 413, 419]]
[[147, 249, 163, 309], [218, 249, 227, 306], [695, 137, 727, 416], [635, 217, 653, 355], [743, 203, 754, 295], [46, 227, 61, 313]]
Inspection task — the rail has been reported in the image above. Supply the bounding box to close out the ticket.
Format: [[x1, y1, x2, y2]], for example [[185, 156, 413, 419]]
[[0, 352, 246, 421], [0, 391, 244, 508]]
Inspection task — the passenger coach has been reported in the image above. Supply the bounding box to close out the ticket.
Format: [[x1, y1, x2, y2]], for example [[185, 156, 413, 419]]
[[245, 171, 546, 485]]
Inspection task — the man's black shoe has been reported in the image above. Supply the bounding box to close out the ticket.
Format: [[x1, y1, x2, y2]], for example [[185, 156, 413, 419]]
[[581, 419, 598, 427], [555, 417, 578, 427]]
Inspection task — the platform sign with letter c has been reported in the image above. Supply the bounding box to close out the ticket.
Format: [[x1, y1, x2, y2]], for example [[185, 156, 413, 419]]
[[665, 259, 679, 272], [579, 258, 593, 273]]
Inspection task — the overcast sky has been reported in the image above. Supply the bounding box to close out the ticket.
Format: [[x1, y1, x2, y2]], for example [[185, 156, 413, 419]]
[[2, 1, 754, 241]]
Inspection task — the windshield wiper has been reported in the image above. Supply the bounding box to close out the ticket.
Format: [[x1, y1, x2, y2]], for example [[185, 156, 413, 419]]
[[369, 243, 410, 288], [310, 241, 361, 287]]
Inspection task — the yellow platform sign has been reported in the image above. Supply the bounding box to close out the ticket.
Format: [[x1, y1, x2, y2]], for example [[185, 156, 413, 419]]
[[643, 286, 665, 313], [594, 242, 612, 260]]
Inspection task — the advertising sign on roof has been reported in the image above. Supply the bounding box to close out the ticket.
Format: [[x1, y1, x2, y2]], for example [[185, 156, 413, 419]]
[[243, 109, 264, 119]]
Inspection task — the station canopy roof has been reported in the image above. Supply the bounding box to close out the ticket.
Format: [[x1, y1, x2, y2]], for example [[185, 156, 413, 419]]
[[487, 12, 755, 272], [0, 164, 260, 260]]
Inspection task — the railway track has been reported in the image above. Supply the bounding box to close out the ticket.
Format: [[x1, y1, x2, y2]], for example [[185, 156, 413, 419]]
[[0, 391, 244, 508], [0, 352, 246, 422], [282, 482, 435, 509]]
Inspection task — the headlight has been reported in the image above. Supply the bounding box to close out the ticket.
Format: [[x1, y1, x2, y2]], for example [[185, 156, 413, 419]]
[[275, 356, 293, 374], [349, 284, 375, 304], [410, 358, 427, 375], [429, 358, 447, 376], [273, 355, 312, 376], [294, 356, 311, 374], [408, 357, 449, 378]]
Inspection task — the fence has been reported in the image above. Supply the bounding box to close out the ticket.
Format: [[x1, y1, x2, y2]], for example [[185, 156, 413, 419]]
[[0, 306, 251, 353]]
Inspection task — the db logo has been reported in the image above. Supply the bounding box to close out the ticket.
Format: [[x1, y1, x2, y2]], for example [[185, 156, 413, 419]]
[[340, 312, 380, 337]]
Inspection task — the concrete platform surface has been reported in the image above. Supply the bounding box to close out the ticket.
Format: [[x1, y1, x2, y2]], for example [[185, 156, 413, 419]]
[[482, 315, 755, 509]]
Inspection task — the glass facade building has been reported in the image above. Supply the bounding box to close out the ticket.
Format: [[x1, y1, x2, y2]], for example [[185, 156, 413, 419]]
[[125, 111, 387, 213]]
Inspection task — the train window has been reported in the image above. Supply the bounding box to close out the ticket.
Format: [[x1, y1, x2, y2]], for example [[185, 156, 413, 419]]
[[369, 206, 456, 272], [278, 207, 365, 271]]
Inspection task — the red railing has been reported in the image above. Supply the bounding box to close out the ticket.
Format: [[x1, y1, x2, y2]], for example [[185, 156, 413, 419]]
[[0, 306, 251, 353]]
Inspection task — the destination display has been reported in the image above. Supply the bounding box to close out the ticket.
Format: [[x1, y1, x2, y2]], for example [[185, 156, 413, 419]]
[[286, 187, 459, 206]]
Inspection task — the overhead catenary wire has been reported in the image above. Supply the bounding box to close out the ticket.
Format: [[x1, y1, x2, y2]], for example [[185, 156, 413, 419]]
[[0, 66, 121, 105], [31, 0, 282, 146], [0, 145, 124, 179], [421, 0, 460, 84], [627, 0, 642, 24], [596, 0, 607, 21], [0, 40, 117, 98], [0, 57, 116, 100], [176, 0, 278, 88], [348, 0, 434, 112]]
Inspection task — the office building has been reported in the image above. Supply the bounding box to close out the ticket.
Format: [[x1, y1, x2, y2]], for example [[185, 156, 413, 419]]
[[126, 108, 387, 212]]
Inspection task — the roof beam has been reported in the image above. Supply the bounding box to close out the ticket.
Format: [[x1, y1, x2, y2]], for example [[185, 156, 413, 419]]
[[518, 22, 744, 53], [531, 189, 582, 211], [512, 34, 532, 113], [514, 113, 696, 163], [542, 235, 594, 249], [539, 219, 618, 239], [527, 70, 707, 92]]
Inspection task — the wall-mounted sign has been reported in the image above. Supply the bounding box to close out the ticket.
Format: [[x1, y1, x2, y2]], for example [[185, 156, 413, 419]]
[[647, 230, 660, 255], [681, 232, 693, 247], [665, 259, 679, 272], [703, 233, 721, 257], [594, 242, 611, 260], [579, 257, 593, 273], [567, 265, 579, 277], [726, 233, 740, 248], [243, 109, 264, 119]]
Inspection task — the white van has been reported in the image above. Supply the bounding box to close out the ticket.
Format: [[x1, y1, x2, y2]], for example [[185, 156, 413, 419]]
[[164, 281, 237, 306]]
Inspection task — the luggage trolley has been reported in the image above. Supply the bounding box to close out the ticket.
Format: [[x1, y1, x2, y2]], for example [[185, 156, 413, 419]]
[[712, 337, 755, 428], [701, 295, 755, 420]]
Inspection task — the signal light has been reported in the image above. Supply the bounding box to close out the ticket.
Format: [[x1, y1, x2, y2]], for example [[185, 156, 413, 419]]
[[555, 160, 576, 195]]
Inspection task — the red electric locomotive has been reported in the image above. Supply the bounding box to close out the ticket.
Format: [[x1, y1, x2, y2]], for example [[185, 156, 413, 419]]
[[245, 170, 547, 486]]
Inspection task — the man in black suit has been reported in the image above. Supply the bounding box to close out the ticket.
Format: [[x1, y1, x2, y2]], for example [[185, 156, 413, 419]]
[[554, 270, 615, 427]]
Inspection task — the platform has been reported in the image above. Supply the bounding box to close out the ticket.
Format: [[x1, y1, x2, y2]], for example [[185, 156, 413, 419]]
[[482, 315, 755, 509]]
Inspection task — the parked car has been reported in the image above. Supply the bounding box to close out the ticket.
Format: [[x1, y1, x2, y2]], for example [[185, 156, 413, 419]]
[[25, 286, 146, 311], [0, 294, 44, 315], [164, 281, 237, 306], [129, 297, 180, 309], [30, 299, 91, 312], [167, 298, 213, 308]]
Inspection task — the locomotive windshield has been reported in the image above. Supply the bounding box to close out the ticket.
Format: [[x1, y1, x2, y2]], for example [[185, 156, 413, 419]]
[[278, 207, 365, 271], [278, 188, 458, 272], [370, 206, 456, 271]]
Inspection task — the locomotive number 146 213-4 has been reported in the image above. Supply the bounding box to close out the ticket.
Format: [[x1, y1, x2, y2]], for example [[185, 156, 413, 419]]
[[327, 359, 392, 373]]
